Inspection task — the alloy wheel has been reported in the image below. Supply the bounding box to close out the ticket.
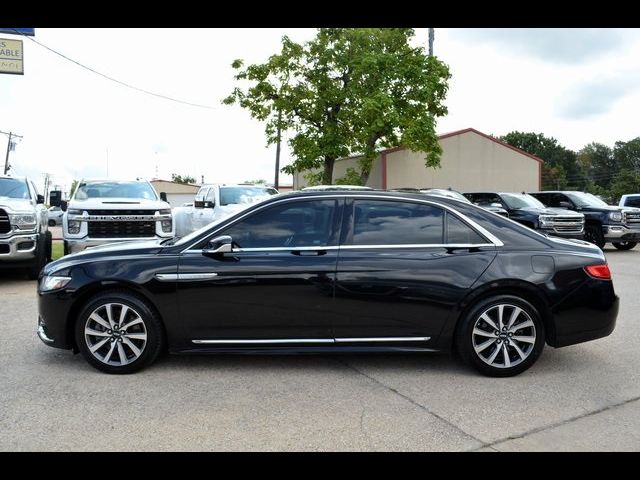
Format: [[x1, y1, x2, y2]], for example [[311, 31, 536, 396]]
[[84, 303, 147, 366], [472, 303, 536, 369]]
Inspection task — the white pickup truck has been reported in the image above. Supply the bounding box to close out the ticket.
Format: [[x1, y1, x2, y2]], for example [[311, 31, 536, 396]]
[[0, 175, 52, 278], [62, 179, 174, 254], [173, 183, 279, 237]]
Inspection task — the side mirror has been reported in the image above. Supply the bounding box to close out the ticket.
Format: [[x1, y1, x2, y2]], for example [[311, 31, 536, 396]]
[[60, 200, 68, 212], [160, 192, 168, 202], [204, 235, 233, 254], [559, 201, 573, 209], [194, 199, 204, 209], [37, 194, 45, 204]]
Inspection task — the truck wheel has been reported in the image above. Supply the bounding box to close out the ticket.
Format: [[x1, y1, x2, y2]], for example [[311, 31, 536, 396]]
[[27, 237, 47, 280], [584, 225, 605, 249], [63, 241, 70, 256], [48, 219, 56, 227], [612, 241, 637, 251], [45, 231, 52, 262]]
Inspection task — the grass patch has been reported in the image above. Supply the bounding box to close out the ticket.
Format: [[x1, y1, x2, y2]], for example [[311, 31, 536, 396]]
[[52, 241, 64, 260]]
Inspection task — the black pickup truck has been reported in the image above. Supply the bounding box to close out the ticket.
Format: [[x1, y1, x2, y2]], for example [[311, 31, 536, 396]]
[[463, 191, 586, 240], [529, 191, 640, 250]]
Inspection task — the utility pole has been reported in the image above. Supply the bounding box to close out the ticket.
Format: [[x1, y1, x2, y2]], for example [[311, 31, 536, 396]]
[[274, 109, 282, 190], [2, 130, 23, 175], [43, 173, 51, 203], [428, 28, 434, 56]]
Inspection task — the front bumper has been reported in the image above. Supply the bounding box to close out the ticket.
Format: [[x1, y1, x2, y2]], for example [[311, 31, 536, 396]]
[[0, 233, 39, 263], [539, 228, 585, 240], [603, 225, 640, 242], [65, 236, 166, 254]]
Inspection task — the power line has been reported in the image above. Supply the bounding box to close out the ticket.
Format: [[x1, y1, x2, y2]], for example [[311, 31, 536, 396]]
[[10, 29, 219, 111]]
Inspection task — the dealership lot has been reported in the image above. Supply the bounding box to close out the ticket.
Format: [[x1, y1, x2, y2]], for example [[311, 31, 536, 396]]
[[0, 248, 639, 451]]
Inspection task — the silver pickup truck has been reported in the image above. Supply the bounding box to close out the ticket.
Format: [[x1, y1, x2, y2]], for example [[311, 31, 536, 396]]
[[62, 179, 174, 254], [0, 175, 52, 279]]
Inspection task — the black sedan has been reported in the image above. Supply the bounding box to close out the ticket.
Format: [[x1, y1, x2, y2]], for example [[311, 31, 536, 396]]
[[37, 191, 619, 376]]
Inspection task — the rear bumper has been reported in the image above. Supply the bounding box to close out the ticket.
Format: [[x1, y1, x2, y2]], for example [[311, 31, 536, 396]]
[[549, 279, 619, 348]]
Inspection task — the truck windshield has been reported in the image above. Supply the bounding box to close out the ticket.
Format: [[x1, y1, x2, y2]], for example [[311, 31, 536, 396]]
[[0, 178, 30, 199], [219, 186, 278, 206], [74, 182, 158, 200], [564, 192, 608, 207], [500, 193, 546, 209]]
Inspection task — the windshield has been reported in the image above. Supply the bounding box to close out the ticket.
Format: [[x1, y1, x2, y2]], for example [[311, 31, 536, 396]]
[[219, 186, 278, 206], [74, 181, 158, 200], [500, 193, 546, 209], [0, 178, 30, 199], [565, 191, 609, 207]]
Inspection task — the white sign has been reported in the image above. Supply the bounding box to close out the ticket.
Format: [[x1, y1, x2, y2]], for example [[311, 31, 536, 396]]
[[0, 38, 23, 75]]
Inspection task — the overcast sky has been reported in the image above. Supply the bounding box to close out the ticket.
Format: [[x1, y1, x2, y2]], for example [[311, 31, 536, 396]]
[[2, 28, 640, 195]]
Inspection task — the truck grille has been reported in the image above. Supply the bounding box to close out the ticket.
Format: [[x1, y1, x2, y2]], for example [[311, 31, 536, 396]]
[[625, 212, 640, 224], [0, 209, 10, 234], [547, 216, 584, 234], [88, 221, 156, 238]]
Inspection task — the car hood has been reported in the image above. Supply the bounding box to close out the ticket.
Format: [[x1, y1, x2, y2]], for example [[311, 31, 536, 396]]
[[43, 239, 165, 275], [0, 197, 34, 212], [67, 197, 171, 210], [518, 206, 583, 217], [577, 205, 623, 213]]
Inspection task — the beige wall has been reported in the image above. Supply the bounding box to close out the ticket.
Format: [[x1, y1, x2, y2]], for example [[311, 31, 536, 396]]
[[293, 130, 541, 191], [151, 180, 200, 195], [385, 131, 540, 191]]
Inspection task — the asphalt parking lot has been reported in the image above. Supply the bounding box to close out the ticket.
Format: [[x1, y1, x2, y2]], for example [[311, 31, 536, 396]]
[[1, 247, 639, 451]]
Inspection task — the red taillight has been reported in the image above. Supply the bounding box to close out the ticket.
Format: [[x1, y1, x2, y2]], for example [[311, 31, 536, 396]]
[[585, 264, 612, 280]]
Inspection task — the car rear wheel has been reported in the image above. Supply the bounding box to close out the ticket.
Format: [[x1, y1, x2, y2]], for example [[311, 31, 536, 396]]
[[75, 292, 164, 374], [456, 295, 546, 377], [612, 241, 637, 250]]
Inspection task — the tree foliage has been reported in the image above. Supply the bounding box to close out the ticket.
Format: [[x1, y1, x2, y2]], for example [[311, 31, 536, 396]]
[[171, 173, 197, 184], [224, 28, 451, 185], [501, 132, 640, 203]]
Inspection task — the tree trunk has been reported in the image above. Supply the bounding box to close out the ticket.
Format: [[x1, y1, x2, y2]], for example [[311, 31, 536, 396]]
[[322, 157, 335, 185], [359, 170, 370, 186]]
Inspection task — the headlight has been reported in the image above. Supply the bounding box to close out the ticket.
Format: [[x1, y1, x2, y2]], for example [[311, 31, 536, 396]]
[[67, 220, 81, 234], [159, 209, 171, 215], [538, 215, 553, 226], [40, 275, 72, 292], [10, 213, 36, 229], [161, 219, 173, 233], [609, 211, 623, 222], [67, 209, 83, 215]]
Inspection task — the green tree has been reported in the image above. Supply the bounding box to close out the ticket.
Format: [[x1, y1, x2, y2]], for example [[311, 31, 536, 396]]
[[223, 28, 451, 185], [171, 173, 197, 184], [500, 131, 582, 190], [577, 143, 615, 189], [609, 169, 640, 203], [243, 179, 268, 185], [613, 138, 640, 171]]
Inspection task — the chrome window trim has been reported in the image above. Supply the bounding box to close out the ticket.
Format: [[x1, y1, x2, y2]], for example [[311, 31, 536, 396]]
[[192, 336, 431, 345], [182, 243, 496, 255], [178, 194, 504, 253]]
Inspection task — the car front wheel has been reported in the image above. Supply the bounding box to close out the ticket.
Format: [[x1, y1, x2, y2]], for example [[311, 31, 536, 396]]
[[612, 241, 637, 250], [75, 291, 164, 374], [456, 295, 546, 377]]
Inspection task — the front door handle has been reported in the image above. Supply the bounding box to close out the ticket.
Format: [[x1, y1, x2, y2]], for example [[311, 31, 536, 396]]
[[291, 249, 327, 256]]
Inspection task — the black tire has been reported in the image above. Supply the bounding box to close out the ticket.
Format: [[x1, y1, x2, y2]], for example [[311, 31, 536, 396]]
[[48, 219, 56, 227], [63, 241, 70, 256], [456, 295, 546, 377], [26, 235, 47, 280], [584, 224, 605, 249], [45, 231, 52, 262], [612, 241, 637, 251], [74, 291, 165, 374]]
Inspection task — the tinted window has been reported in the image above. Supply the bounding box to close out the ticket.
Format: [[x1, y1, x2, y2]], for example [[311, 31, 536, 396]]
[[74, 181, 157, 200], [465, 193, 503, 207], [222, 200, 337, 248], [623, 197, 640, 208], [350, 200, 444, 245], [447, 214, 486, 244]]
